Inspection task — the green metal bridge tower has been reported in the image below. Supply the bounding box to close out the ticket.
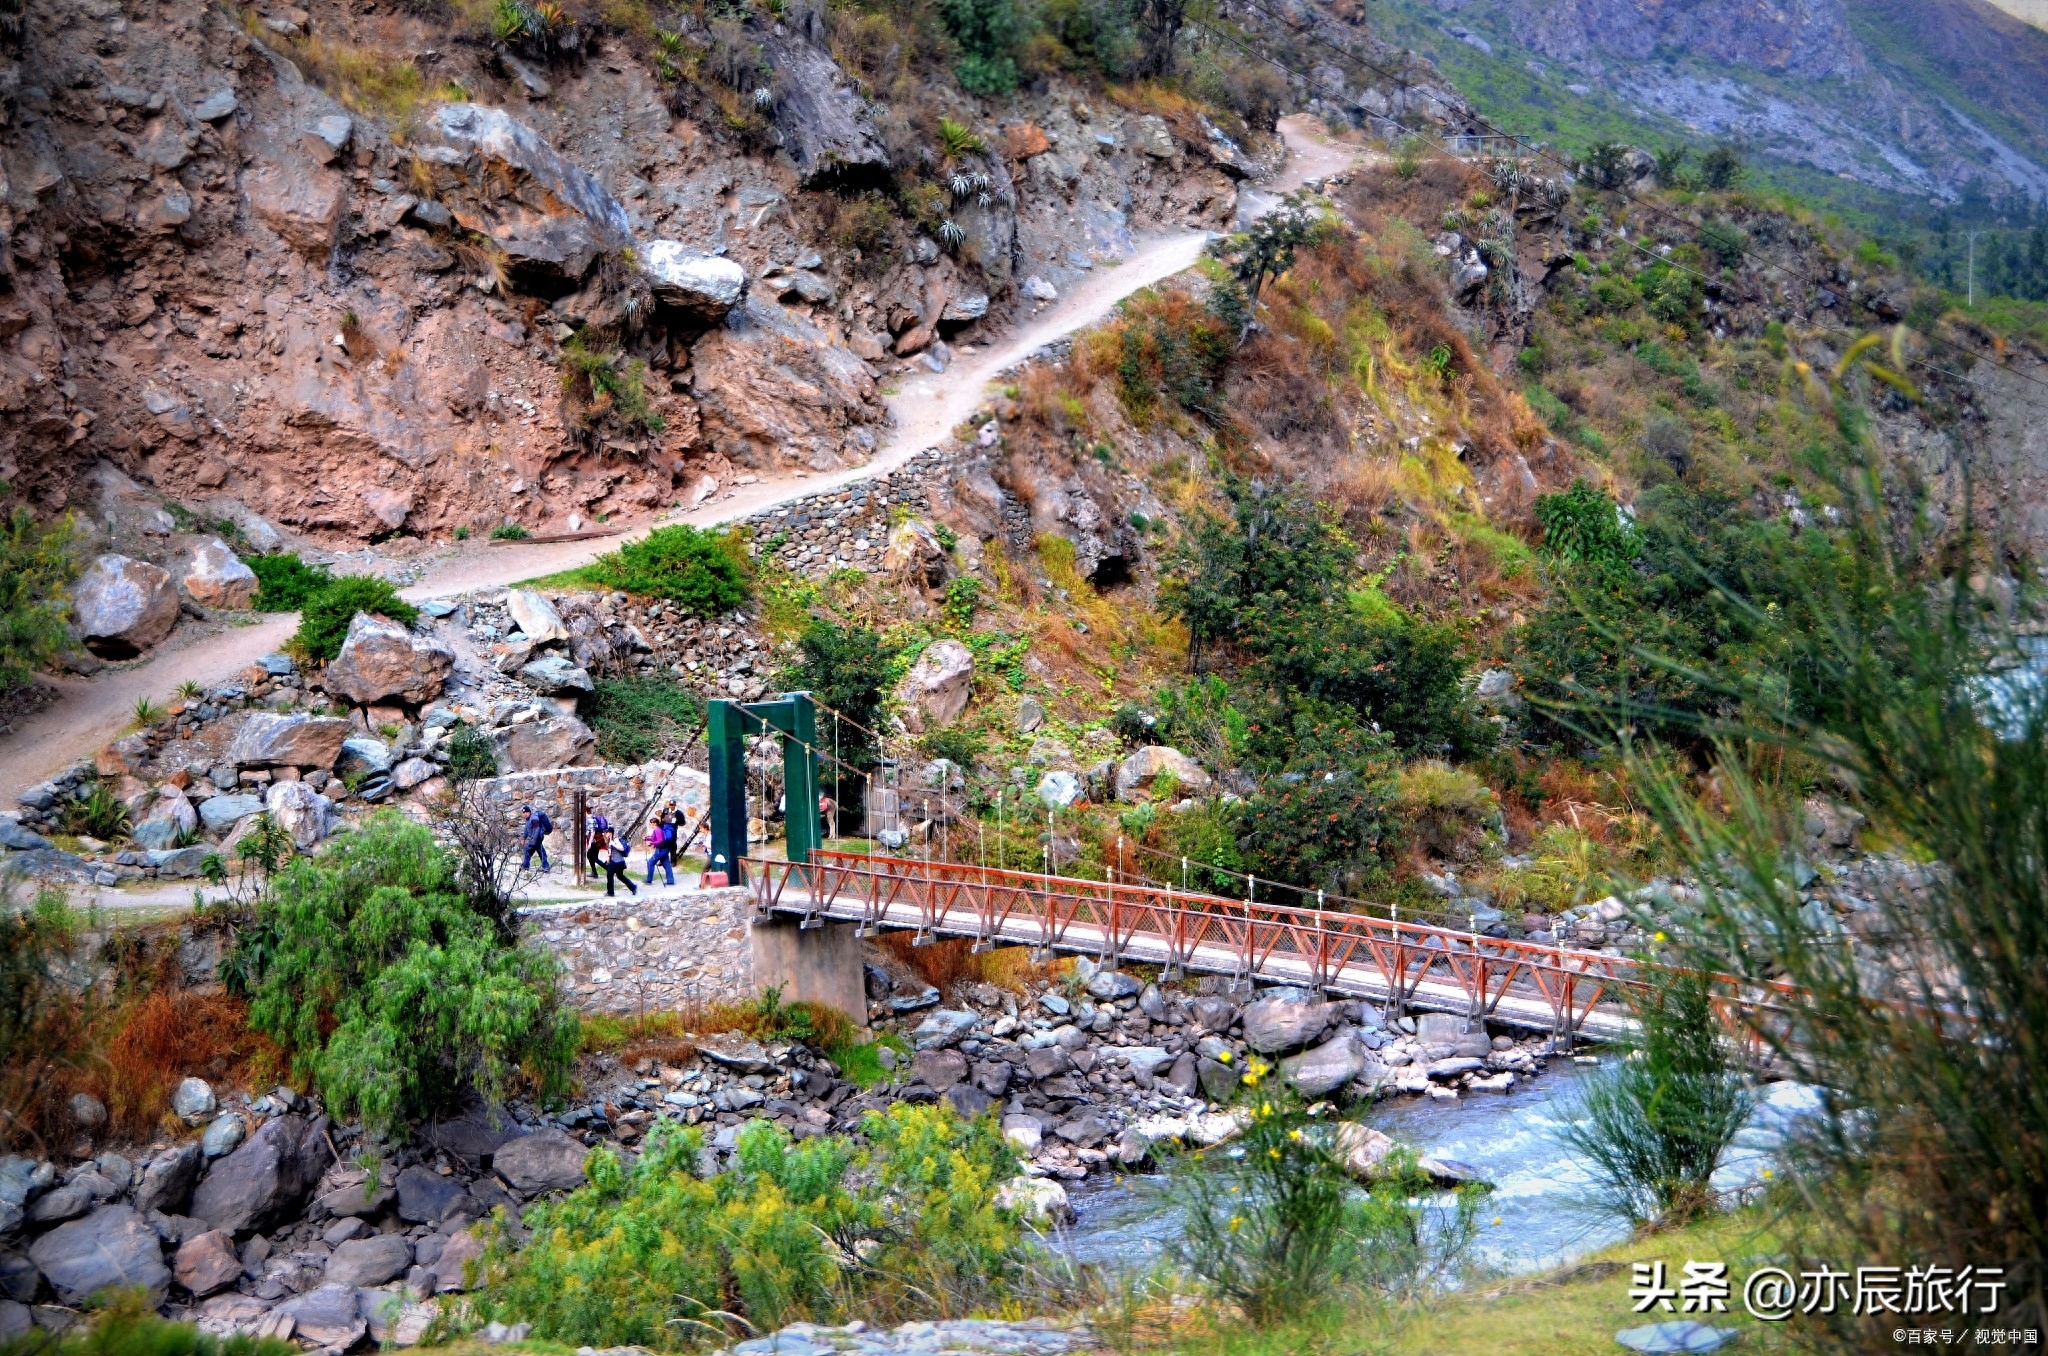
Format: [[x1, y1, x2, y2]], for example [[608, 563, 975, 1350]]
[[705, 691, 822, 884]]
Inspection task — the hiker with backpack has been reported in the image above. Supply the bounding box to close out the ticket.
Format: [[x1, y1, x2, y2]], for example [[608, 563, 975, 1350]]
[[644, 804, 677, 887], [584, 813, 611, 880], [520, 805, 553, 872], [603, 829, 637, 897]]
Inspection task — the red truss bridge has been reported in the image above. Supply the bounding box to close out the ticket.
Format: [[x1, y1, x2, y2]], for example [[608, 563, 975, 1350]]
[[744, 850, 1757, 1042]]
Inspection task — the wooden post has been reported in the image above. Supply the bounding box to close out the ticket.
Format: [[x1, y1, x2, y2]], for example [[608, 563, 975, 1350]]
[[572, 789, 587, 885]]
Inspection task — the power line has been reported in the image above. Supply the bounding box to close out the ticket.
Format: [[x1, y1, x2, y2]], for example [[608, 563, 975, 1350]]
[[1190, 5, 2048, 396]]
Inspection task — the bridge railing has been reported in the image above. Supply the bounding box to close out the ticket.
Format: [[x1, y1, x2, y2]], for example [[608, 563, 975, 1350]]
[[748, 850, 1678, 1037]]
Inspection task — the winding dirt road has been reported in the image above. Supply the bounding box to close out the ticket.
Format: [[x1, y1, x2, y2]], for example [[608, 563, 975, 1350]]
[[1, 118, 1365, 810]]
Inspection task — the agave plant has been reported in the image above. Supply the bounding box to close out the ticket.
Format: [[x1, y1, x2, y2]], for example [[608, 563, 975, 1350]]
[[976, 190, 993, 208], [949, 171, 972, 198], [491, 0, 529, 42], [752, 86, 774, 110], [938, 218, 965, 248]]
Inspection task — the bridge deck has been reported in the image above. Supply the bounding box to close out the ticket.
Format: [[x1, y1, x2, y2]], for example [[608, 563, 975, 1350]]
[[747, 851, 1650, 1040]]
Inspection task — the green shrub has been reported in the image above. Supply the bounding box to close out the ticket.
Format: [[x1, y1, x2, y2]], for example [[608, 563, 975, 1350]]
[[291, 576, 418, 661], [1535, 481, 1637, 572], [443, 724, 500, 782], [243, 552, 334, 612], [941, 574, 982, 630], [584, 675, 706, 763], [1235, 707, 1399, 895], [1556, 968, 1754, 1229], [0, 501, 83, 692], [490, 523, 531, 541], [225, 813, 577, 1135], [1698, 217, 1748, 268], [464, 1104, 1028, 1347], [1168, 1058, 1478, 1325], [0, 1291, 294, 1356], [585, 525, 750, 614], [919, 725, 985, 769], [60, 781, 133, 842], [779, 620, 891, 797], [939, 0, 1017, 93]]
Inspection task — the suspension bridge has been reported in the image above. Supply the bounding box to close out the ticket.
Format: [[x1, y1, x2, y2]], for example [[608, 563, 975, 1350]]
[[745, 849, 1671, 1041]]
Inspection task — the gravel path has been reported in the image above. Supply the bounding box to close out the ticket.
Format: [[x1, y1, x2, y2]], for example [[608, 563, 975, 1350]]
[[0, 117, 1356, 812]]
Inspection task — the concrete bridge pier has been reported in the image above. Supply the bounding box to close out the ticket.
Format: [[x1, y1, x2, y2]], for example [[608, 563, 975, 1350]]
[[749, 915, 869, 1030]]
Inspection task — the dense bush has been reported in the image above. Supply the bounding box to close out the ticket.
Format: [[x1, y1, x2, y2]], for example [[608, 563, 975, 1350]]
[[779, 620, 891, 799], [1556, 968, 1753, 1229], [243, 551, 334, 612], [1161, 478, 1348, 668], [291, 575, 418, 661], [939, 0, 1018, 92], [464, 1105, 1031, 1346], [1235, 703, 1399, 893], [1169, 1059, 1477, 1324], [225, 813, 576, 1134], [0, 501, 82, 692], [1533, 481, 1637, 572], [586, 525, 750, 615], [0, 1291, 293, 1356], [584, 675, 707, 764]]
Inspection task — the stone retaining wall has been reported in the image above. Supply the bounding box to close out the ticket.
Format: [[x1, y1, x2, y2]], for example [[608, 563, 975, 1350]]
[[477, 762, 712, 856], [518, 888, 756, 1014]]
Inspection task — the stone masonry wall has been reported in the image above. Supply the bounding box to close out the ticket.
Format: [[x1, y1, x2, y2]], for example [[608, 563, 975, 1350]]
[[477, 762, 712, 860], [519, 887, 756, 1015]]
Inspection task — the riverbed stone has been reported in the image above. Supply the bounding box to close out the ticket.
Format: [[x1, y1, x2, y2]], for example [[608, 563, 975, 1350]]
[[30, 1206, 171, 1305], [911, 1048, 968, 1091], [492, 1130, 590, 1197], [1240, 997, 1332, 1054], [911, 1008, 978, 1050], [173, 1230, 242, 1297], [1280, 1031, 1362, 1097], [172, 1078, 216, 1124], [395, 1167, 469, 1223], [326, 1235, 413, 1287], [133, 1143, 203, 1215], [276, 1283, 367, 1349], [190, 1113, 333, 1236]]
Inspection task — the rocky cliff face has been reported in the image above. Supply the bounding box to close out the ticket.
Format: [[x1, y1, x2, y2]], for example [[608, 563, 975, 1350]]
[[1390, 0, 2048, 206], [0, 0, 1248, 546]]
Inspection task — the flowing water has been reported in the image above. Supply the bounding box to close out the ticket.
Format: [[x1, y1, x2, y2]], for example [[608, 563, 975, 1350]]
[[1060, 1061, 1821, 1280]]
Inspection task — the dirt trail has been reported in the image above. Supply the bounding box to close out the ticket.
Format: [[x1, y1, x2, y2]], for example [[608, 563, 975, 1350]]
[[1, 118, 1351, 811]]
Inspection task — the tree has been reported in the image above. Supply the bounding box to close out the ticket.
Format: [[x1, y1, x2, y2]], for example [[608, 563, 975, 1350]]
[[227, 813, 577, 1134], [0, 500, 82, 692], [939, 0, 1018, 93], [1137, 0, 1185, 76], [1231, 192, 1321, 299], [1698, 145, 1745, 190], [779, 621, 891, 804], [1160, 478, 1348, 668]]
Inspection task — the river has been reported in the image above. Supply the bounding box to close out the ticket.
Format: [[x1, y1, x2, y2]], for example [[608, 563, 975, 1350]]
[[1058, 1060, 1820, 1280]]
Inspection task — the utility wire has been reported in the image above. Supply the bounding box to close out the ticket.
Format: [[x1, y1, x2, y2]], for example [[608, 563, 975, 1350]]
[[1187, 6, 2048, 395]]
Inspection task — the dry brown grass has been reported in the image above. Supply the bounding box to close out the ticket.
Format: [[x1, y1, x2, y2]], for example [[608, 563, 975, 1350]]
[[875, 935, 1061, 997], [94, 989, 283, 1141]]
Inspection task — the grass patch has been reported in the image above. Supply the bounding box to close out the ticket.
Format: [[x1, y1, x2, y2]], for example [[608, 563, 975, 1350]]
[[244, 552, 334, 612], [584, 675, 706, 763]]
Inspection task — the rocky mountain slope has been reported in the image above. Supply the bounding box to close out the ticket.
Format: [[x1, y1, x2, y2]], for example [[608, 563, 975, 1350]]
[[0, 0, 1268, 543], [1373, 0, 2048, 211]]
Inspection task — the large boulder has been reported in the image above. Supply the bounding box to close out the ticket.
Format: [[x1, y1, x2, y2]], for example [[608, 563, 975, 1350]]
[[425, 104, 632, 286], [1115, 746, 1211, 802], [196, 794, 265, 835], [173, 1230, 243, 1297], [503, 590, 567, 644], [323, 614, 455, 706], [29, 1206, 171, 1305], [640, 243, 747, 326], [229, 713, 353, 769], [265, 780, 334, 851], [71, 554, 180, 658], [1240, 996, 1334, 1054], [689, 296, 883, 473], [189, 1113, 334, 1236], [494, 715, 598, 772], [761, 31, 889, 186], [492, 1129, 590, 1197], [182, 539, 259, 610], [896, 640, 973, 734], [132, 1142, 204, 1215], [274, 1282, 367, 1350], [1280, 1031, 1364, 1097], [245, 160, 348, 257], [518, 655, 594, 696], [325, 1235, 412, 1287]]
